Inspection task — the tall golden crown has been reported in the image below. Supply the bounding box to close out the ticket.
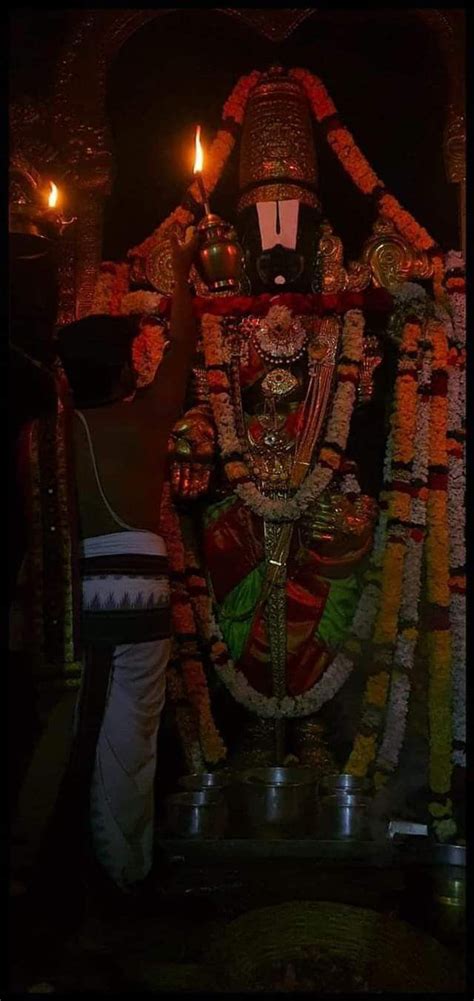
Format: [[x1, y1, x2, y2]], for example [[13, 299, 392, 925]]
[[238, 66, 320, 213]]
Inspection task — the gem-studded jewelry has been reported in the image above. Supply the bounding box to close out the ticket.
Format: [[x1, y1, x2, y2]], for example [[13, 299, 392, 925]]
[[244, 305, 309, 365]]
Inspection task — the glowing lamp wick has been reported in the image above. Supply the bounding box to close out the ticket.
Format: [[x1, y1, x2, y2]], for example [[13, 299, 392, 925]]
[[193, 125, 210, 216], [48, 181, 58, 209]]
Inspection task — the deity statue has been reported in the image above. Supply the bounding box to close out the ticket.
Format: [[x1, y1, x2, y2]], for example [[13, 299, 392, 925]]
[[93, 66, 465, 838]]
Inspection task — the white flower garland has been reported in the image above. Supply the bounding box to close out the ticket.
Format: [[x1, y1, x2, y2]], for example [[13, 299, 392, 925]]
[[202, 308, 365, 522], [119, 291, 165, 315], [195, 306, 375, 716], [204, 441, 391, 719]]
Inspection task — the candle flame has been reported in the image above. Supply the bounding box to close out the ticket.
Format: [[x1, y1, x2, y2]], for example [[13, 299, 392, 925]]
[[48, 182, 58, 208], [193, 125, 204, 174]]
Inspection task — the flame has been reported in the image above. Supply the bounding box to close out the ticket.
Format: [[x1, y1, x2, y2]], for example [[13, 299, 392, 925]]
[[193, 125, 204, 174], [48, 181, 58, 208]]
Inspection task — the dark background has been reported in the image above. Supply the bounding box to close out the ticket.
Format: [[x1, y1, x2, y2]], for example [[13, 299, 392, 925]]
[[10, 8, 460, 263]]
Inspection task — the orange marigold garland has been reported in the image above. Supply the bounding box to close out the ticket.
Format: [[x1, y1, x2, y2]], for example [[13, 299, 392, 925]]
[[160, 482, 227, 766], [374, 320, 433, 787], [290, 67, 443, 296], [131, 318, 169, 389], [92, 261, 131, 315]]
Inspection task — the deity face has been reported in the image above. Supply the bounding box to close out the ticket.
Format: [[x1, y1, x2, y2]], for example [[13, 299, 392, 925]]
[[238, 199, 321, 294]]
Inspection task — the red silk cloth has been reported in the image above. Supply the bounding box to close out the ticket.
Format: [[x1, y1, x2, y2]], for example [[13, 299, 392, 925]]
[[204, 499, 331, 697]]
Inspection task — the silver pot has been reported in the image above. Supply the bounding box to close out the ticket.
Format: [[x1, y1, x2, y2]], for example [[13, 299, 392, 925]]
[[399, 841, 465, 949], [429, 843, 465, 945], [238, 766, 318, 838], [322, 773, 367, 795], [318, 790, 371, 840], [165, 789, 228, 839], [178, 771, 230, 792]]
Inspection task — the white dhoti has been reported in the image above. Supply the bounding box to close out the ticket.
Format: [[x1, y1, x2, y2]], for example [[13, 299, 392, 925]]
[[79, 531, 171, 890]]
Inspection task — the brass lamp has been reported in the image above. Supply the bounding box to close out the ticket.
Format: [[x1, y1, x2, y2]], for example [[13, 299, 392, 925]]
[[192, 125, 243, 293], [195, 213, 243, 293], [9, 160, 76, 261]]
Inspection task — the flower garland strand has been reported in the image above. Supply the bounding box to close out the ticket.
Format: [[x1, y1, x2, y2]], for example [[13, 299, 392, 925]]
[[425, 319, 455, 840], [131, 318, 169, 388], [346, 315, 423, 779], [159, 482, 227, 765], [202, 308, 365, 522], [204, 446, 391, 720], [373, 324, 433, 784], [290, 68, 443, 298], [93, 65, 443, 314], [191, 310, 390, 720], [92, 261, 131, 316], [444, 251, 466, 771]]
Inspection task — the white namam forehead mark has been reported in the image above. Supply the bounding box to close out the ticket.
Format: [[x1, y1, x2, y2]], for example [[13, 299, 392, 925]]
[[256, 200, 300, 251]]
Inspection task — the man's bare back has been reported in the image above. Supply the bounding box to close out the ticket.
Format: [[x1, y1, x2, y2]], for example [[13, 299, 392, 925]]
[[66, 230, 199, 540], [72, 401, 171, 536]]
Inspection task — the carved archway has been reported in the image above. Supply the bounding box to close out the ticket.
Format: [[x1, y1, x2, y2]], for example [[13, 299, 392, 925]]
[[47, 8, 464, 320]]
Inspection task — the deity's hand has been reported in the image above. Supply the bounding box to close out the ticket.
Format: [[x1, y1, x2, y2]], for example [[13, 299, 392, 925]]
[[170, 227, 199, 284], [299, 491, 378, 578], [168, 406, 216, 500]]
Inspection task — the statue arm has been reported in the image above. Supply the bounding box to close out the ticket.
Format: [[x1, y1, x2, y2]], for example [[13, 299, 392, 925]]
[[168, 367, 217, 500]]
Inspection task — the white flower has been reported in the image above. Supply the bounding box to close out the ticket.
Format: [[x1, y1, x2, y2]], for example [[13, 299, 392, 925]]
[[120, 291, 164, 315], [376, 672, 411, 770], [393, 282, 429, 307], [341, 474, 360, 495]]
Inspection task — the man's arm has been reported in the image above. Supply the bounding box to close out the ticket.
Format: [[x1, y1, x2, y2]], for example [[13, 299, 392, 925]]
[[137, 229, 199, 422]]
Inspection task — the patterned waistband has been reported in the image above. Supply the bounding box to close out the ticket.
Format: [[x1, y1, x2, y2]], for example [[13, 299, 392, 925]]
[[80, 532, 170, 645], [81, 532, 169, 579]]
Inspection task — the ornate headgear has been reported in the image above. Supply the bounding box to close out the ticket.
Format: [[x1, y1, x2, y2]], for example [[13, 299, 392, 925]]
[[238, 66, 320, 213]]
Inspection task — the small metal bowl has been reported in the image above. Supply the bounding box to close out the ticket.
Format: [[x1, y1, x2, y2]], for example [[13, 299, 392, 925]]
[[178, 771, 230, 792], [165, 789, 228, 839]]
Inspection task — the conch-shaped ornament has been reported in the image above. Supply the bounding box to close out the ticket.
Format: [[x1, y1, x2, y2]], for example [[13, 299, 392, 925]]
[[313, 222, 370, 294], [362, 217, 432, 293]]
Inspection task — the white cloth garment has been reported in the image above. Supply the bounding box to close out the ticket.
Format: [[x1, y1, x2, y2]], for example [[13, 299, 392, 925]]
[[80, 530, 171, 890]]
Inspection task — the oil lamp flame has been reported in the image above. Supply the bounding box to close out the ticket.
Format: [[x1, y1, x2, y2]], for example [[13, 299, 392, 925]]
[[48, 181, 58, 209], [193, 125, 204, 174]]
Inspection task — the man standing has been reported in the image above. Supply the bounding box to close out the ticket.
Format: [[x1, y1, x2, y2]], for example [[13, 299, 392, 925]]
[[12, 230, 199, 913]]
